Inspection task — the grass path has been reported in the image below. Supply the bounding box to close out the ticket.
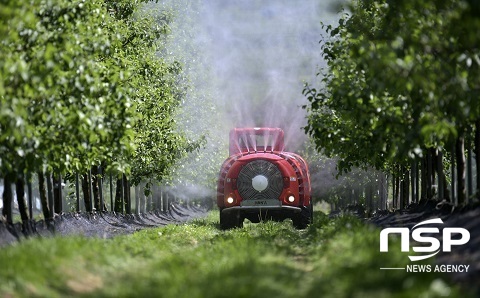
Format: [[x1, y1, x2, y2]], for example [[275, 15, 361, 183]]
[[0, 211, 467, 297]]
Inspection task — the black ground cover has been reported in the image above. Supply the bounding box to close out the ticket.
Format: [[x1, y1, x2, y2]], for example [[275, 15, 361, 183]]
[[0, 203, 207, 248]]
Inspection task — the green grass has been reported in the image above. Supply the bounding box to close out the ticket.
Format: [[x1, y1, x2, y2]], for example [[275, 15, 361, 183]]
[[0, 211, 470, 297]]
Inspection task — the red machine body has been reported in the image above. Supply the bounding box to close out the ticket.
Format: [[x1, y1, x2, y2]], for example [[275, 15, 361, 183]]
[[217, 127, 312, 229]]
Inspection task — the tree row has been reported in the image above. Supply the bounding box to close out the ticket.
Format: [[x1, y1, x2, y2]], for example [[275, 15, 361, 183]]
[[0, 0, 201, 229], [304, 0, 480, 210]]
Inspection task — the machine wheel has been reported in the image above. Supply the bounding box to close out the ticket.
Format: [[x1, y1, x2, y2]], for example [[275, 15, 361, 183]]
[[292, 205, 313, 229], [220, 210, 243, 230]]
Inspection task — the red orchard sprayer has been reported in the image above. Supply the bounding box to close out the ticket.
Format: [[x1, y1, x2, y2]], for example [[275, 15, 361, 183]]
[[217, 127, 312, 229]]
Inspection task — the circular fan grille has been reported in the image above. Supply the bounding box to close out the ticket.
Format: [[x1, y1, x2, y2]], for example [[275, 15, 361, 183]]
[[237, 160, 283, 200]]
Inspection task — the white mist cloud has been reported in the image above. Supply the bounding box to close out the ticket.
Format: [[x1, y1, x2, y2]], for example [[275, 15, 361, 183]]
[[199, 0, 338, 151], [151, 0, 341, 202]]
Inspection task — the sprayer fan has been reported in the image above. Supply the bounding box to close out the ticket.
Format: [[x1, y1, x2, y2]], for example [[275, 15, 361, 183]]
[[237, 160, 283, 201]]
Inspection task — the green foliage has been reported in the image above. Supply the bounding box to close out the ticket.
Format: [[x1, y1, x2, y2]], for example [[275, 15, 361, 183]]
[[1, 0, 136, 174], [0, 0, 199, 186], [305, 0, 480, 174], [0, 212, 467, 297], [124, 7, 192, 185]]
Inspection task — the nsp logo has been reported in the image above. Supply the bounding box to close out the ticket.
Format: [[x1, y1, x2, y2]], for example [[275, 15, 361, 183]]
[[380, 218, 470, 261]]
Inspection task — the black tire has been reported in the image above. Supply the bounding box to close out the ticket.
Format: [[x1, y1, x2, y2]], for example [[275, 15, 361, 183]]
[[220, 210, 243, 230], [292, 206, 313, 229]]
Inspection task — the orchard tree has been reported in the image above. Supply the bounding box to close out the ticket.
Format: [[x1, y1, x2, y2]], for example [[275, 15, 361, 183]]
[[305, 0, 480, 207], [107, 2, 206, 212], [1, 0, 200, 222]]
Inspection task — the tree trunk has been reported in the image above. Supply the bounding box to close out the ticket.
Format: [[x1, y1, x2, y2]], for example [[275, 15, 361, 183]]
[[456, 135, 466, 205], [475, 119, 480, 200], [81, 174, 92, 212], [75, 173, 80, 212], [92, 168, 99, 211], [159, 188, 164, 211], [393, 173, 401, 209], [38, 171, 51, 221], [403, 169, 410, 208], [391, 173, 396, 209], [451, 143, 456, 204], [135, 185, 140, 214], [411, 161, 416, 204], [27, 174, 33, 219], [399, 171, 405, 209], [91, 167, 100, 211], [2, 174, 14, 224], [123, 174, 131, 214], [395, 172, 400, 209], [140, 184, 146, 213], [437, 149, 444, 200], [426, 149, 433, 199], [15, 174, 29, 225], [98, 166, 105, 212], [109, 173, 114, 212], [414, 159, 420, 203], [46, 172, 54, 215], [91, 166, 106, 212], [53, 173, 62, 214], [114, 177, 123, 213], [439, 168, 450, 202], [88, 169, 94, 211], [466, 137, 473, 198]]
